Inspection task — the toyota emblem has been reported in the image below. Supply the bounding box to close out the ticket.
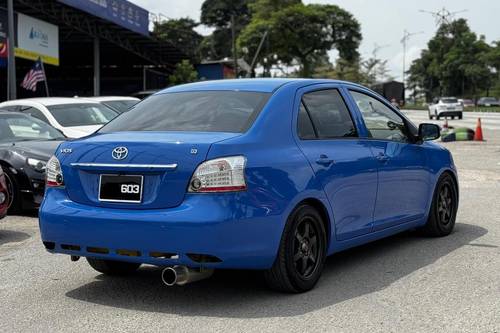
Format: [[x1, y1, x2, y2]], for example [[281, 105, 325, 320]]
[[112, 147, 128, 160]]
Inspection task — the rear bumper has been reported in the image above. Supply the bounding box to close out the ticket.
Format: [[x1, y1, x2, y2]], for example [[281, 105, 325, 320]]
[[39, 188, 284, 269], [436, 110, 462, 117]]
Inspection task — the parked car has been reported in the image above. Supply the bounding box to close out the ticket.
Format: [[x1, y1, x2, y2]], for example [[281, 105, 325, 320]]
[[0, 98, 118, 138], [0, 112, 65, 212], [458, 99, 475, 108], [0, 166, 8, 219], [428, 97, 463, 120], [131, 89, 160, 100], [476, 97, 500, 107], [39, 79, 458, 293], [83, 96, 140, 114]]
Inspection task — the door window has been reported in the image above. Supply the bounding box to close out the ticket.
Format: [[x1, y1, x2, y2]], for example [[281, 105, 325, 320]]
[[297, 102, 316, 139], [20, 106, 50, 124], [300, 89, 357, 139], [350, 91, 409, 143]]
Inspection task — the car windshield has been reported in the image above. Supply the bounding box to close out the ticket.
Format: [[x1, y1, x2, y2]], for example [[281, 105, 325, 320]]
[[47, 103, 118, 127], [100, 91, 270, 133], [482, 97, 497, 102], [103, 100, 139, 114], [0, 114, 65, 143], [441, 98, 458, 104]]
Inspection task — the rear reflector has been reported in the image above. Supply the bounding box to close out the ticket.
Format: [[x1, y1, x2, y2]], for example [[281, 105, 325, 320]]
[[87, 247, 109, 254]]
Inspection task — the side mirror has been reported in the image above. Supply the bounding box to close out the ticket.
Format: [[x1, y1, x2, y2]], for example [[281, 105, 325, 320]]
[[419, 123, 440, 141]]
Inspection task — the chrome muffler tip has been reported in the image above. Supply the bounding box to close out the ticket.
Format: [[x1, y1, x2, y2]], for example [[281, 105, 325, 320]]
[[161, 265, 214, 287]]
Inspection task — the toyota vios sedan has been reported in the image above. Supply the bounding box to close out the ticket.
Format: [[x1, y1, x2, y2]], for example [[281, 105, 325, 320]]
[[39, 79, 459, 293]]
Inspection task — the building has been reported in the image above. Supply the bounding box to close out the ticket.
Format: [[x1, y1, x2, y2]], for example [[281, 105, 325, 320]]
[[0, 0, 187, 101]]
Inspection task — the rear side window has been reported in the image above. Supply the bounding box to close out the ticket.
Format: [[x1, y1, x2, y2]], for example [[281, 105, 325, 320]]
[[100, 91, 270, 133], [300, 89, 357, 139], [297, 102, 316, 139], [20, 106, 50, 124]]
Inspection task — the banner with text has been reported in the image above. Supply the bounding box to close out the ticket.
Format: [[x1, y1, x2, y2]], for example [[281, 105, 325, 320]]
[[15, 13, 59, 66], [58, 0, 149, 36]]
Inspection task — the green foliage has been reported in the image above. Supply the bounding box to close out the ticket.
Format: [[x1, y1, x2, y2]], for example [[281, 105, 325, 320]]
[[169, 60, 198, 86], [408, 19, 496, 100], [312, 57, 392, 87], [200, 0, 251, 59], [153, 18, 203, 61], [238, 1, 362, 77]]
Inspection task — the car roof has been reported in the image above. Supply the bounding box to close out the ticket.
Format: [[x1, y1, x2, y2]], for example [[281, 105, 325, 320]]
[[157, 78, 360, 94], [0, 97, 102, 106], [83, 96, 140, 102]]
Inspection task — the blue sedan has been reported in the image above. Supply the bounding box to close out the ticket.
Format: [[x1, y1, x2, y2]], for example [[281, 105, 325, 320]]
[[39, 79, 458, 293]]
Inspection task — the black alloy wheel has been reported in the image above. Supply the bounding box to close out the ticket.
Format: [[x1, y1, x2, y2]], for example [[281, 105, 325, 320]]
[[264, 205, 327, 293], [421, 173, 458, 237]]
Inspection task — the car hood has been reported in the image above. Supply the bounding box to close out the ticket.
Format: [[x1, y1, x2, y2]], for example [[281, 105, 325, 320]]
[[1, 140, 63, 160], [63, 125, 103, 138]]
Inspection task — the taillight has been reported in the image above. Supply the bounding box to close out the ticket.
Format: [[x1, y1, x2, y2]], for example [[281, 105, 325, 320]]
[[188, 156, 247, 193], [46, 155, 64, 187]]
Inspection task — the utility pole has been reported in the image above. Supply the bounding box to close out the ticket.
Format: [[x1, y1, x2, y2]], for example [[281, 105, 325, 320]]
[[419, 7, 467, 26], [7, 0, 16, 100], [419, 7, 467, 97], [401, 30, 423, 86], [231, 15, 238, 78]]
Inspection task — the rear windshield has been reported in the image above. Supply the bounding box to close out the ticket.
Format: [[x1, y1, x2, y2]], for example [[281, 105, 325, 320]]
[[441, 98, 458, 104], [100, 91, 270, 133], [103, 100, 139, 114], [47, 103, 118, 127]]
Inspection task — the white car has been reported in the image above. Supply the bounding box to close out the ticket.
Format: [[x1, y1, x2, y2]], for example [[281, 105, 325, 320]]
[[0, 98, 118, 138], [82, 96, 140, 114], [428, 97, 463, 120]]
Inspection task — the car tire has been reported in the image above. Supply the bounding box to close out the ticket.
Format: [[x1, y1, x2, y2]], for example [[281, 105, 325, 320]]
[[3, 167, 21, 213], [264, 205, 327, 293], [459, 114, 463, 120], [421, 173, 458, 237], [86, 258, 141, 275]]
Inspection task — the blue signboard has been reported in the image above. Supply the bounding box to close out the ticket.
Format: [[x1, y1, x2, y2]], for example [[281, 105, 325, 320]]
[[58, 0, 149, 36]]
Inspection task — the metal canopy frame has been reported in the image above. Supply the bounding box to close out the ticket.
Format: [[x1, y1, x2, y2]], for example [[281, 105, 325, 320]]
[[13, 0, 187, 69]]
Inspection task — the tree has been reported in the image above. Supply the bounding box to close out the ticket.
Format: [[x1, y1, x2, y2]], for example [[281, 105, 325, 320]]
[[153, 18, 203, 61], [200, 0, 251, 59], [169, 60, 198, 86], [238, 2, 361, 77], [408, 19, 493, 100]]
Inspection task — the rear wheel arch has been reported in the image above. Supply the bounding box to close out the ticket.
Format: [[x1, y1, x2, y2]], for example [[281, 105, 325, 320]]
[[294, 198, 332, 247]]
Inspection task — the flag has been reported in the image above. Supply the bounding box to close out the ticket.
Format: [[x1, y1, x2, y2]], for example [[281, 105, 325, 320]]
[[21, 58, 46, 92]]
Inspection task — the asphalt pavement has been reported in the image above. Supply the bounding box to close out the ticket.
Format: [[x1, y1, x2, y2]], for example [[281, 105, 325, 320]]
[[0, 110, 499, 332]]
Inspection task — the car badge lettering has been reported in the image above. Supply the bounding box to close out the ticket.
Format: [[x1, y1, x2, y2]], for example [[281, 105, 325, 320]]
[[112, 147, 128, 160]]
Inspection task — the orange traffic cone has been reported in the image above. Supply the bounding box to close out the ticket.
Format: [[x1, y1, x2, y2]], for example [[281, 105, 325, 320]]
[[474, 118, 483, 141]]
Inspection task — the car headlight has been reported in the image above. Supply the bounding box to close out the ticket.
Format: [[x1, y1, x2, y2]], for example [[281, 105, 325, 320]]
[[27, 158, 47, 172]]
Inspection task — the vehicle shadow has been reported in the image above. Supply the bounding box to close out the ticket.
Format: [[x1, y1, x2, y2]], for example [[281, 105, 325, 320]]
[[65, 223, 487, 318], [0, 229, 31, 246]]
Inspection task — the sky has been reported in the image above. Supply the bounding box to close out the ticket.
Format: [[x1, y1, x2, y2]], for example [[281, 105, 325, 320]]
[[133, 0, 500, 80]]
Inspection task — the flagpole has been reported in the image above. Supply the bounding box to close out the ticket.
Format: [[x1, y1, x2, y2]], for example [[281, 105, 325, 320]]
[[39, 58, 50, 97]]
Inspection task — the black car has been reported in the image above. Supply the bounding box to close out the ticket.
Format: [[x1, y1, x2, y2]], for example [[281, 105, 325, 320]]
[[0, 111, 65, 212]]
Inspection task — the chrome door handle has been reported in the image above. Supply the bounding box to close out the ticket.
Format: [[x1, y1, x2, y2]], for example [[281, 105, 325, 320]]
[[376, 153, 389, 162], [316, 155, 334, 166]]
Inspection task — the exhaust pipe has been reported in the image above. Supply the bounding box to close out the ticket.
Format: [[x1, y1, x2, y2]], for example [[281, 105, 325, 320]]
[[161, 265, 214, 286]]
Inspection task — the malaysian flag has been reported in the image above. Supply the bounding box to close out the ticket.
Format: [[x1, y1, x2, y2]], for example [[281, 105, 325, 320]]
[[21, 58, 46, 92]]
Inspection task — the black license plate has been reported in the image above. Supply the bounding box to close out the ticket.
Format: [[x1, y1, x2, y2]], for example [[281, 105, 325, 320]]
[[99, 174, 143, 203]]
